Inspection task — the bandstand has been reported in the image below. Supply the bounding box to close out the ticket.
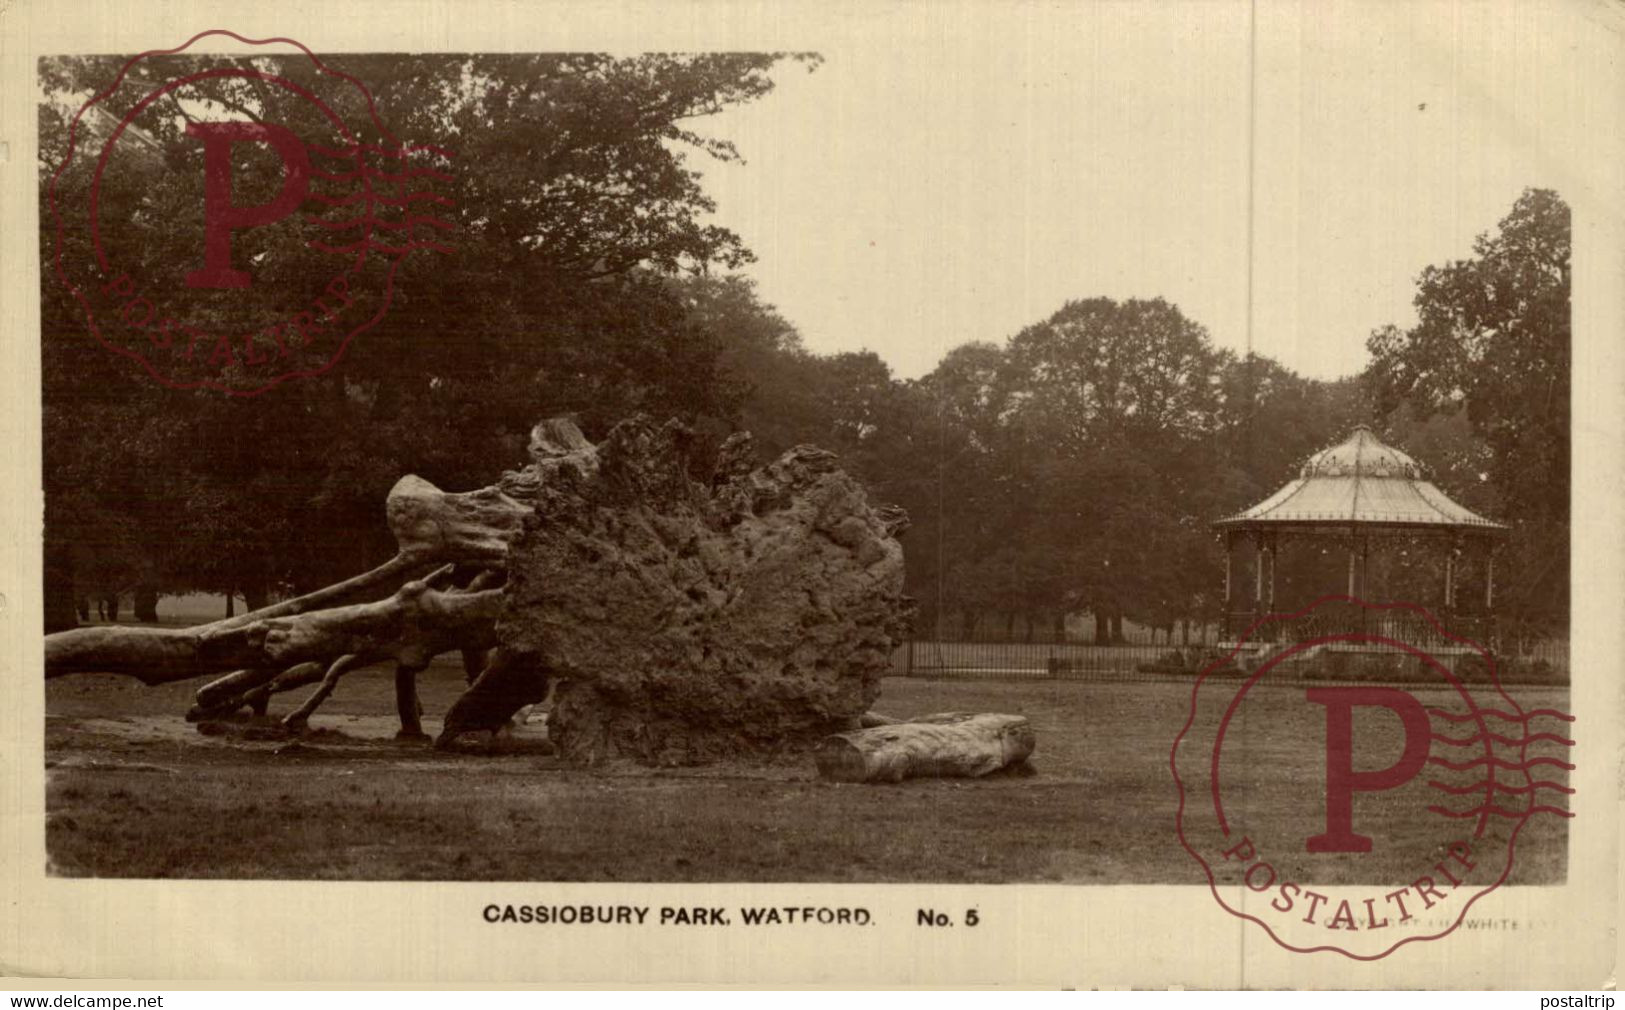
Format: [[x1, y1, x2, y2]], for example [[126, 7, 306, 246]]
[[1212, 425, 1507, 650]]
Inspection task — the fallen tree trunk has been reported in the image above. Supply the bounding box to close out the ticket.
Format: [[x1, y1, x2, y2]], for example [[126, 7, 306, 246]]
[[45, 418, 598, 686], [46, 571, 500, 682], [206, 551, 433, 633], [41, 554, 430, 682], [205, 574, 501, 669], [44, 626, 220, 684], [45, 416, 914, 759], [813, 713, 1036, 783]]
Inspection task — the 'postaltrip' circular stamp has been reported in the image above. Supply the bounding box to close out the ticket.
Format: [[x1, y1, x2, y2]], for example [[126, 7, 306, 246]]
[[1171, 595, 1575, 959], [48, 29, 454, 396]]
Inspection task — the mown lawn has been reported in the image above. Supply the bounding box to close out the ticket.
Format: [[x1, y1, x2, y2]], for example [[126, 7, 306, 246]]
[[43, 661, 1570, 883]]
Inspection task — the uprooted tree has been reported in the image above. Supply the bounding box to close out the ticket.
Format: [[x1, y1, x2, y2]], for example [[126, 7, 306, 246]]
[[45, 416, 927, 764]]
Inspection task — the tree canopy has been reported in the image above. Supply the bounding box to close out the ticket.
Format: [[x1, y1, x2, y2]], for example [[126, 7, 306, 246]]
[[40, 52, 817, 625], [1365, 187, 1571, 634], [39, 54, 1570, 645]]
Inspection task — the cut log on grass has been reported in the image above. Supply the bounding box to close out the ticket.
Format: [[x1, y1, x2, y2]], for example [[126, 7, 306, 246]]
[[859, 711, 902, 728], [813, 713, 1036, 783]]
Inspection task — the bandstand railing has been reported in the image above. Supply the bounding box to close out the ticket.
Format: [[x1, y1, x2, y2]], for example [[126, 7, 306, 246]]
[[1221, 607, 1497, 652]]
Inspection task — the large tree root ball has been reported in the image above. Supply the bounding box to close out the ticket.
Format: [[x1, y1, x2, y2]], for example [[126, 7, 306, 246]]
[[502, 418, 913, 766]]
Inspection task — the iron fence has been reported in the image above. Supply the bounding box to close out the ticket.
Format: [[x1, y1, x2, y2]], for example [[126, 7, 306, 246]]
[[894, 640, 1174, 682], [892, 634, 1571, 684]]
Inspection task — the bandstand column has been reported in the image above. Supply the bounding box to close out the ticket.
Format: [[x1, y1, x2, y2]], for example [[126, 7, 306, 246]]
[[1266, 533, 1278, 611], [1223, 532, 1234, 609], [1253, 533, 1264, 613], [1444, 535, 1460, 614], [1359, 535, 1370, 632]]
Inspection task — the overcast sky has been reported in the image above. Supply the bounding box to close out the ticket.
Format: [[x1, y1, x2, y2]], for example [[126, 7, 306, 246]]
[[24, 3, 1608, 384], [688, 2, 1597, 381]]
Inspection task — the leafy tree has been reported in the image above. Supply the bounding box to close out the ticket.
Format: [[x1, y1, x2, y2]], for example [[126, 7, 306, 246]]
[[885, 297, 1237, 638], [40, 52, 815, 626], [1365, 188, 1570, 633], [1006, 297, 1224, 454], [1003, 298, 1227, 633]]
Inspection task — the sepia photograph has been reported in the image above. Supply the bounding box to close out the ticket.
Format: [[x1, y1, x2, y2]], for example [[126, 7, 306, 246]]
[[6, 0, 1620, 989]]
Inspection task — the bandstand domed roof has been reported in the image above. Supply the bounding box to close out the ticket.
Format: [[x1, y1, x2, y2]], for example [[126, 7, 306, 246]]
[[1212, 425, 1506, 534]]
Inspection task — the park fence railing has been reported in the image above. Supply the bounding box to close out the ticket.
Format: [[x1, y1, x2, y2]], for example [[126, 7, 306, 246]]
[[892, 631, 1570, 686], [893, 639, 1169, 683]]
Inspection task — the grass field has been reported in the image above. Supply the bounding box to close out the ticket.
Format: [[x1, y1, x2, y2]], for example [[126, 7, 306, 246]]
[[43, 658, 1570, 883]]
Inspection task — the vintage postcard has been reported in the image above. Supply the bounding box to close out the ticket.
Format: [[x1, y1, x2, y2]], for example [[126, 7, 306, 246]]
[[1, 0, 1620, 989]]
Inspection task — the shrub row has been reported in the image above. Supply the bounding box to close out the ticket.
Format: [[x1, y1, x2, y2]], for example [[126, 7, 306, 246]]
[[1125, 647, 1567, 686]]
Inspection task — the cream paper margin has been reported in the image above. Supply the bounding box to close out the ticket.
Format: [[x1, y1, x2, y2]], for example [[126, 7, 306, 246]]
[[0, 0, 1619, 989]]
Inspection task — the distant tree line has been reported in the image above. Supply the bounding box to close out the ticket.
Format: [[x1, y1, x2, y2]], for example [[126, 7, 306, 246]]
[[37, 53, 1569, 642]]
